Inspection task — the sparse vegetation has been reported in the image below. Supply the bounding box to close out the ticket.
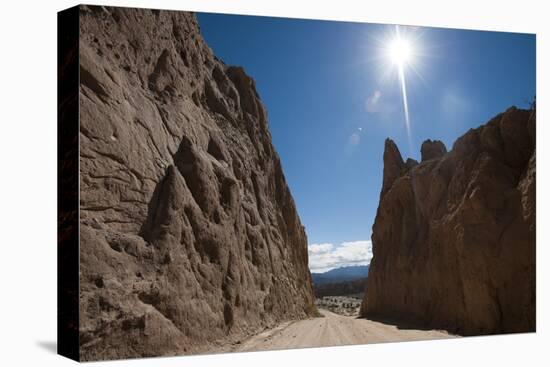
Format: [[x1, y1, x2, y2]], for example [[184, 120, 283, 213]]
[[315, 296, 362, 316], [305, 302, 324, 318]]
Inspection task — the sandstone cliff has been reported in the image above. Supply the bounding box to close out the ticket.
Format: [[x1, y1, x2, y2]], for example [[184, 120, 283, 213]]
[[78, 6, 315, 360], [361, 106, 535, 335]]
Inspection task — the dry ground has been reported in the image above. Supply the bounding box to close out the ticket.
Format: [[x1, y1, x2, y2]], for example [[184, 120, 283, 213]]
[[231, 309, 454, 352]]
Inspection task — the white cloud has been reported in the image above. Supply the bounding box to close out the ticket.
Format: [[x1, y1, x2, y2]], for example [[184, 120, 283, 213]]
[[308, 243, 334, 254], [308, 240, 373, 273], [366, 90, 382, 113]]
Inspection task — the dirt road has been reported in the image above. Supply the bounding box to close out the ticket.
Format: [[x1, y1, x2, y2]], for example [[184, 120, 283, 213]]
[[234, 310, 453, 352]]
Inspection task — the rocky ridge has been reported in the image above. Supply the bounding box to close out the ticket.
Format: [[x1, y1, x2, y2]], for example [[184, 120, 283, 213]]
[[78, 6, 315, 360], [361, 106, 536, 335]]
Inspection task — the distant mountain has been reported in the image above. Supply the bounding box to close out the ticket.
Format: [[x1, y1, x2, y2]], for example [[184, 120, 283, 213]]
[[313, 277, 368, 298], [311, 265, 370, 286]]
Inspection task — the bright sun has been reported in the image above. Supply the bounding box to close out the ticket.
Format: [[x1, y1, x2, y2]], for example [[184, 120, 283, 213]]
[[383, 27, 416, 149], [388, 38, 412, 66]]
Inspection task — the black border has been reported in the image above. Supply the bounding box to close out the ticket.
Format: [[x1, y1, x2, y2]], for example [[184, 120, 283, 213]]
[[57, 5, 80, 362]]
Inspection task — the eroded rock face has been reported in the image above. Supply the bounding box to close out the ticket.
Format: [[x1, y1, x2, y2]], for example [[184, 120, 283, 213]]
[[78, 6, 315, 360], [420, 139, 447, 161], [361, 106, 536, 335]]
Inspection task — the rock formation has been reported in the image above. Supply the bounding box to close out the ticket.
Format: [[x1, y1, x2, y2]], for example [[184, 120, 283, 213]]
[[78, 6, 315, 360], [361, 106, 535, 335], [420, 139, 447, 162]]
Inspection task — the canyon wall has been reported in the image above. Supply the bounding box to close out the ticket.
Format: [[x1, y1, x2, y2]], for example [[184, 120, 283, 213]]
[[361, 106, 535, 335], [78, 6, 315, 360]]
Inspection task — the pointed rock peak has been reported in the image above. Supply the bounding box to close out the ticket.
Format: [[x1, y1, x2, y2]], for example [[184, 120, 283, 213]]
[[381, 139, 405, 197], [420, 139, 447, 162], [384, 138, 404, 166]]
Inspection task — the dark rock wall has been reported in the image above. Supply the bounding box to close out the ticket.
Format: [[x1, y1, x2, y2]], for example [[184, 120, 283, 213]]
[[78, 6, 315, 360], [361, 107, 535, 335]]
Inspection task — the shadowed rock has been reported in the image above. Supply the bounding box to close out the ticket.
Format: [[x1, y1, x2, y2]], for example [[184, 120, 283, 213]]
[[362, 107, 536, 336], [420, 139, 447, 162], [380, 139, 405, 197]]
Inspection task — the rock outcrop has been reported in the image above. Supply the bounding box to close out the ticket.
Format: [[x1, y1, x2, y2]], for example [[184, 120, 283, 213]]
[[420, 139, 447, 162], [78, 6, 316, 360], [361, 106, 536, 335]]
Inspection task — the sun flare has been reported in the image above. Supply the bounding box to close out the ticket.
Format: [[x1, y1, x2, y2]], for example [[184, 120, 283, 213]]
[[385, 26, 415, 150], [388, 38, 412, 66]]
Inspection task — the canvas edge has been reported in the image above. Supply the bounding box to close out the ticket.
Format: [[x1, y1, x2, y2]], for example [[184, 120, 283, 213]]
[[57, 4, 81, 362]]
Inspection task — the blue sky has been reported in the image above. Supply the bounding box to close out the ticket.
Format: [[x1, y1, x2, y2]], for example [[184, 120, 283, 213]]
[[197, 13, 535, 272]]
